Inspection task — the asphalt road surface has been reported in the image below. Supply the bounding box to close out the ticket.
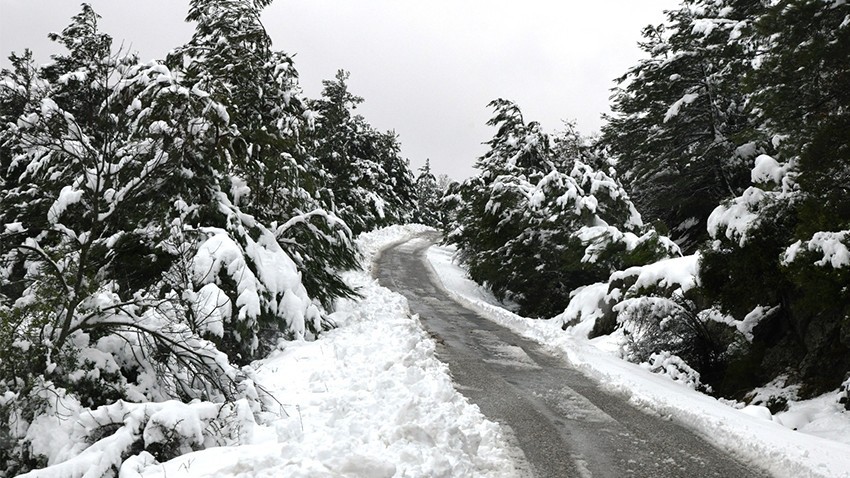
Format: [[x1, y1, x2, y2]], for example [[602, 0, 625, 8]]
[[375, 234, 771, 478]]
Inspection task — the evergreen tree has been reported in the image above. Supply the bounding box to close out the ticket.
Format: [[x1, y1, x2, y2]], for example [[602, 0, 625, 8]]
[[602, 0, 768, 252], [699, 0, 850, 396], [0, 4, 223, 369], [450, 100, 678, 317], [414, 159, 442, 227], [0, 7, 274, 471], [749, 0, 850, 238], [308, 70, 416, 234], [0, 2, 418, 473], [166, 0, 359, 312]]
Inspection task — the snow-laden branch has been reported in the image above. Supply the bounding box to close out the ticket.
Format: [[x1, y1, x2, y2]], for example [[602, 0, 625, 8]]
[[274, 208, 352, 240]]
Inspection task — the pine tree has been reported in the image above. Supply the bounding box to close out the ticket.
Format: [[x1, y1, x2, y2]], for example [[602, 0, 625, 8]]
[[414, 159, 442, 227], [0, 8, 280, 472], [450, 100, 678, 317], [602, 0, 768, 252], [749, 0, 850, 237], [308, 70, 416, 234], [167, 0, 359, 314], [0, 2, 415, 473], [0, 4, 217, 364], [699, 0, 850, 396]]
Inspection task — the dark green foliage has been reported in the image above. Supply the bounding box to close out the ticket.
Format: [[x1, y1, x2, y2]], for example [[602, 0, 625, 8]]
[[414, 159, 443, 227], [307, 70, 417, 235], [749, 0, 850, 239], [449, 100, 677, 318], [700, 200, 797, 320], [695, 0, 850, 397], [601, 0, 768, 252], [785, 259, 850, 395]]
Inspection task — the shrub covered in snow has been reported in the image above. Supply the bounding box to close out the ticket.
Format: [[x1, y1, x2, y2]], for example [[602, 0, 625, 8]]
[[640, 351, 709, 392], [567, 254, 743, 393], [7, 394, 257, 478], [840, 376, 850, 412]]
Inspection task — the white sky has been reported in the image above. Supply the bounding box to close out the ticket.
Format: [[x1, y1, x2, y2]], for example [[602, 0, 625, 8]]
[[0, 0, 679, 180]]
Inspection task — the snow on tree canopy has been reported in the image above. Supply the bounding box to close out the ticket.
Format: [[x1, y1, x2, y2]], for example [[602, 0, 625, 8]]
[[608, 254, 700, 298], [602, 0, 765, 252], [751, 154, 794, 186], [448, 99, 679, 318], [193, 195, 324, 345], [708, 155, 799, 247], [663, 92, 700, 122], [783, 231, 850, 269]]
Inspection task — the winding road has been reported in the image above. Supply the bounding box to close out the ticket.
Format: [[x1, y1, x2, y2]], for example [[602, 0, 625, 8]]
[[375, 234, 770, 478]]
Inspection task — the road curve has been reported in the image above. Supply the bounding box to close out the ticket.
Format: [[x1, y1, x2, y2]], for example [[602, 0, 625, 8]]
[[375, 234, 770, 478]]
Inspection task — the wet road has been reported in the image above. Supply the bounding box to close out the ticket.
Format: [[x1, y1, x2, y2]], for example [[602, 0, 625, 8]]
[[375, 234, 770, 478]]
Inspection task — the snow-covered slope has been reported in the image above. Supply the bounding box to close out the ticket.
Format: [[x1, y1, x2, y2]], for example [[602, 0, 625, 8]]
[[129, 225, 519, 478], [426, 243, 850, 478]]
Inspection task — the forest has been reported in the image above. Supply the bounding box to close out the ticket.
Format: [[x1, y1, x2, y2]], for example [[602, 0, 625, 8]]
[[0, 0, 848, 475]]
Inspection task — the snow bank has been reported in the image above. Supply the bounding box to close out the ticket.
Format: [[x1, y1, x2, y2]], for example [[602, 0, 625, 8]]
[[135, 225, 518, 478], [355, 223, 433, 270], [426, 244, 850, 478], [550, 282, 608, 334]]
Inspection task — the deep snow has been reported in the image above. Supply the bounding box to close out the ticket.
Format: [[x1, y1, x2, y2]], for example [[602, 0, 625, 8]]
[[23, 227, 849, 477], [425, 242, 850, 478], [130, 225, 519, 478]]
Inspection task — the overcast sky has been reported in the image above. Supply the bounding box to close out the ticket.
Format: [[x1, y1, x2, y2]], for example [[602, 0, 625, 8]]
[[1, 0, 679, 180]]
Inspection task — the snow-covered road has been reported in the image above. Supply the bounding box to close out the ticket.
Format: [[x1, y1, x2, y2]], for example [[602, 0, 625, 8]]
[[376, 234, 770, 478], [128, 225, 520, 478], [111, 225, 848, 478]]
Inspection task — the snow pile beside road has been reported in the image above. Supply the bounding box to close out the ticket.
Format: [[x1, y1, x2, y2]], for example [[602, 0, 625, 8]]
[[426, 243, 850, 478], [136, 225, 517, 478], [356, 223, 433, 272]]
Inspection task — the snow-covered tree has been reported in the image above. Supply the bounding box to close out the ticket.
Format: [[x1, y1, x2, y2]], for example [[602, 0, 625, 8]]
[[602, 0, 768, 252], [0, 3, 368, 473], [414, 159, 443, 227], [450, 100, 678, 317], [308, 70, 416, 234], [699, 0, 850, 397], [0, 7, 271, 473], [575, 0, 850, 399], [166, 0, 360, 311], [748, 0, 850, 240]]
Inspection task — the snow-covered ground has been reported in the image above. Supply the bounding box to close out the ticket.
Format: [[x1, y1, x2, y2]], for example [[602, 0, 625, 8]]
[[132, 225, 519, 478], [426, 243, 850, 478]]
